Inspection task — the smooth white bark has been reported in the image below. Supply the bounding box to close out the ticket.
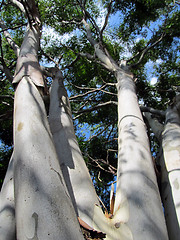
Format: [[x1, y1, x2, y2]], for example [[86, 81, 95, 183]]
[[82, 17, 168, 236], [13, 76, 84, 240], [0, 155, 16, 240], [144, 108, 180, 240], [162, 105, 180, 240], [49, 71, 105, 228], [115, 70, 168, 240]]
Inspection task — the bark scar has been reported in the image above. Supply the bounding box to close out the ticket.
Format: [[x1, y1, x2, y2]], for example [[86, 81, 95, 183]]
[[27, 212, 39, 240]]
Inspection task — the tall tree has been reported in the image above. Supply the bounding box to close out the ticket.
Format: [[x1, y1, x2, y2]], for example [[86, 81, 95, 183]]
[[0, 0, 180, 239]]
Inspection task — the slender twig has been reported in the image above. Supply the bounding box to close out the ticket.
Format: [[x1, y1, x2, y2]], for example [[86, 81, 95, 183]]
[[0, 95, 14, 99], [87, 154, 116, 174], [62, 55, 80, 69], [0, 23, 26, 33], [73, 100, 118, 114], [69, 84, 113, 100], [88, 123, 111, 141]]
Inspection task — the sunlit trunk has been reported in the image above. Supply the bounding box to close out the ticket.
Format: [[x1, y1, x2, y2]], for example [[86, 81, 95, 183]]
[[48, 70, 105, 228], [115, 69, 168, 240], [13, 75, 84, 240], [0, 155, 16, 240], [12, 14, 84, 238], [162, 99, 180, 240]]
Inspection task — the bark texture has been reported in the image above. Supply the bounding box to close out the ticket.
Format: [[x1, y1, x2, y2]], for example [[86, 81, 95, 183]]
[[0, 155, 16, 240]]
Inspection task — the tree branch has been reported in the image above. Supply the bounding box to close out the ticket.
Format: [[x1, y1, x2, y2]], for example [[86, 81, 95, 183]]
[[100, 0, 113, 41], [0, 36, 14, 82], [69, 83, 116, 100], [87, 154, 116, 175], [88, 123, 112, 141], [10, 0, 26, 14], [140, 106, 165, 117], [78, 0, 101, 38], [73, 100, 117, 114], [0, 20, 20, 57], [129, 32, 166, 68], [82, 18, 97, 46], [143, 112, 164, 142]]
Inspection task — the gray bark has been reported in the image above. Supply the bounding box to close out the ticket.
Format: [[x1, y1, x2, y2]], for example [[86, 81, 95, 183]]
[[48, 70, 105, 229], [0, 155, 16, 240], [83, 15, 168, 239], [13, 76, 84, 240], [162, 98, 180, 240], [144, 108, 180, 240], [12, 3, 84, 237]]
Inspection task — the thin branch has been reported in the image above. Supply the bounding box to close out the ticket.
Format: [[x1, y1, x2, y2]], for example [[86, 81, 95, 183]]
[[0, 36, 14, 81], [0, 20, 20, 56], [10, 0, 26, 14], [0, 95, 14, 99], [82, 18, 97, 46], [73, 100, 118, 114], [0, 23, 26, 33], [100, 0, 113, 41], [129, 32, 166, 68], [73, 112, 84, 120], [58, 41, 96, 62], [69, 83, 116, 100], [60, 19, 82, 26], [175, 1, 180, 5], [41, 49, 62, 66], [63, 55, 80, 69], [106, 148, 118, 164], [106, 123, 115, 142], [88, 123, 112, 141], [0, 0, 4, 10], [0, 110, 13, 120], [140, 106, 165, 117], [87, 154, 116, 175], [77, 0, 101, 38]]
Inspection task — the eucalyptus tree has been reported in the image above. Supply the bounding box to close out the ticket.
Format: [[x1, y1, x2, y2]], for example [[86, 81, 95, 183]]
[[0, 0, 180, 240], [0, 1, 84, 239], [40, 0, 180, 239]]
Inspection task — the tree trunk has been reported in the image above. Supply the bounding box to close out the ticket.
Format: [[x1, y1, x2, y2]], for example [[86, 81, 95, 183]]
[[0, 155, 16, 240], [144, 111, 180, 240], [162, 97, 180, 240], [48, 69, 105, 229], [12, 10, 84, 237], [83, 17, 168, 236], [13, 75, 84, 239], [115, 69, 168, 240]]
